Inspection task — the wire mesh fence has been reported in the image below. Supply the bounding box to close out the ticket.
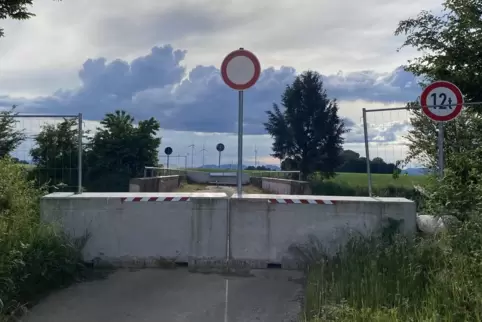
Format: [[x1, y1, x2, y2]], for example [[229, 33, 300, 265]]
[[362, 106, 421, 197], [10, 114, 82, 193], [158, 155, 188, 169], [362, 102, 482, 197]]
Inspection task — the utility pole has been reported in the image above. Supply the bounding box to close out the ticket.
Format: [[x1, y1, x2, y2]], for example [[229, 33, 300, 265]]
[[199, 145, 207, 167], [188, 144, 195, 168], [254, 145, 258, 167]]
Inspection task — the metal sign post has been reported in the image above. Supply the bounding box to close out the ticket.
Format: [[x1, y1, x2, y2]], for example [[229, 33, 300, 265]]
[[420, 81, 463, 178], [221, 48, 261, 197], [216, 143, 225, 168], [164, 147, 173, 169], [237, 91, 243, 194], [437, 123, 444, 177]]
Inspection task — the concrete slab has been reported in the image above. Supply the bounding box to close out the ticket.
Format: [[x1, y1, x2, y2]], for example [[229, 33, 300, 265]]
[[21, 269, 303, 322]]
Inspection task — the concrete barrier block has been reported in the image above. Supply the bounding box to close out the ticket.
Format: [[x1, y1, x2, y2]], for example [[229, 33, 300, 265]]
[[189, 193, 230, 270], [129, 175, 180, 192], [41, 192, 229, 269], [229, 197, 271, 269], [261, 178, 312, 195], [262, 178, 291, 194], [229, 194, 389, 269], [375, 197, 417, 235]]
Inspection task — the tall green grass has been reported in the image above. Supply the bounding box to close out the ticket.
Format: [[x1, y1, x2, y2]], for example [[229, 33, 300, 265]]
[[301, 218, 482, 321], [0, 158, 85, 319]]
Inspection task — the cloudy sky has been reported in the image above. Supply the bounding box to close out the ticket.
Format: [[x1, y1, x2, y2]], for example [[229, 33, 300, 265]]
[[0, 0, 442, 167]]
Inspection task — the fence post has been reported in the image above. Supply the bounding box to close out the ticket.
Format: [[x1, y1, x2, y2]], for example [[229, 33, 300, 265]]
[[77, 113, 83, 194], [362, 108, 373, 197]]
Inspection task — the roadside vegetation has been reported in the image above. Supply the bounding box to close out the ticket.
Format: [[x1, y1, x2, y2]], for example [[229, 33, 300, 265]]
[[301, 214, 482, 321], [302, 167, 482, 321], [301, 0, 482, 320], [0, 158, 85, 320]]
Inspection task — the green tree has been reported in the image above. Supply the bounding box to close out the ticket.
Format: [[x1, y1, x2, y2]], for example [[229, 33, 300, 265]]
[[85, 110, 160, 192], [395, 0, 482, 218], [340, 149, 360, 162], [30, 118, 82, 191], [0, 0, 61, 38], [264, 71, 347, 180], [395, 0, 482, 169], [0, 106, 25, 158], [245, 165, 272, 171]]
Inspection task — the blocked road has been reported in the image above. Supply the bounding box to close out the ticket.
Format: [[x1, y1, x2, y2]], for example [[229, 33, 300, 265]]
[[22, 268, 303, 322]]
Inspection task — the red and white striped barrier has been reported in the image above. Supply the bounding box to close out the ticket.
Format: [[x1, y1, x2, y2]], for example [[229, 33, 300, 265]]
[[121, 196, 190, 202], [267, 198, 335, 205]]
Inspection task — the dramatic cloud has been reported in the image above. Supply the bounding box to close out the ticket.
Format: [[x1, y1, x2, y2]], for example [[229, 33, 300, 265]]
[[1, 45, 422, 136], [0, 0, 441, 96]]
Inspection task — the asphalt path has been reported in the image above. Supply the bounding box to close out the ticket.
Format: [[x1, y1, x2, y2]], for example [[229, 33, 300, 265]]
[[21, 268, 303, 322]]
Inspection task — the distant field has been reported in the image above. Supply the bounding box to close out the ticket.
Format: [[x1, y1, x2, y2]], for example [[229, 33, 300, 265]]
[[326, 172, 428, 188], [184, 168, 428, 188]]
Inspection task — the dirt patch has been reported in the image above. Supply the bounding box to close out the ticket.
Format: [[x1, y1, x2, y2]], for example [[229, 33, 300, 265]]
[[175, 183, 266, 195]]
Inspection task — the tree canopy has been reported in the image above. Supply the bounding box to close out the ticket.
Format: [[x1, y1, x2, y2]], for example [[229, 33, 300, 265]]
[[0, 107, 25, 158], [85, 110, 161, 192], [395, 0, 482, 218], [28, 110, 161, 192], [264, 71, 347, 180], [337, 150, 400, 174], [395, 0, 482, 169], [0, 0, 61, 38], [30, 118, 81, 190]]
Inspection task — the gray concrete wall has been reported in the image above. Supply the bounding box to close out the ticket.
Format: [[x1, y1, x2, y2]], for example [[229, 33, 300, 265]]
[[41, 192, 228, 268], [40, 192, 416, 271], [260, 177, 312, 195], [129, 175, 180, 192], [229, 194, 416, 269]]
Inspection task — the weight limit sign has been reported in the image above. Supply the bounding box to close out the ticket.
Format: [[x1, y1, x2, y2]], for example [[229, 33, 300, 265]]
[[420, 81, 464, 122], [420, 80, 464, 178]]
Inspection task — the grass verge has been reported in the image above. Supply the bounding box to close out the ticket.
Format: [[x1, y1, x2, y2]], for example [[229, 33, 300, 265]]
[[301, 218, 482, 321], [0, 158, 86, 320]]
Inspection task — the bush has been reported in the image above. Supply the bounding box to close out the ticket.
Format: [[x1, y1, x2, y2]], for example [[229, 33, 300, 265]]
[[301, 217, 482, 321], [0, 158, 85, 318]]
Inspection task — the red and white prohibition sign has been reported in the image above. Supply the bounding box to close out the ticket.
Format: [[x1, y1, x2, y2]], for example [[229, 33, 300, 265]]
[[420, 81, 464, 122], [221, 48, 261, 90]]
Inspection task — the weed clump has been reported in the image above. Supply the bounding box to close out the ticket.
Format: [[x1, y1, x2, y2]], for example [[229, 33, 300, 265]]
[[0, 158, 85, 319]]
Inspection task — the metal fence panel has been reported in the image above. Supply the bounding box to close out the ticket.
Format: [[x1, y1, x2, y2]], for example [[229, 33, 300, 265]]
[[362, 106, 415, 197], [362, 102, 482, 196], [10, 113, 83, 194]]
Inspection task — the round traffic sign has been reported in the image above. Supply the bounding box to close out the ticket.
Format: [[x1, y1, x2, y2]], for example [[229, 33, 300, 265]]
[[221, 48, 261, 90], [216, 143, 225, 152], [164, 147, 173, 155], [420, 81, 464, 122]]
